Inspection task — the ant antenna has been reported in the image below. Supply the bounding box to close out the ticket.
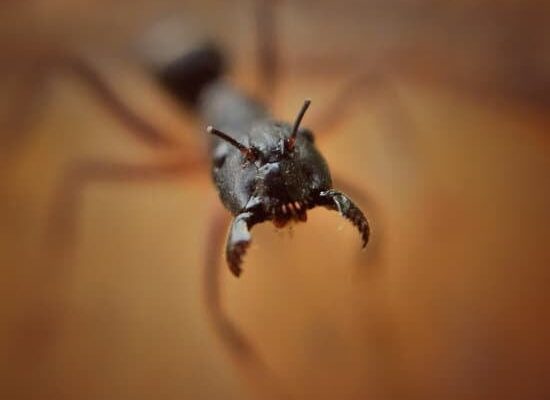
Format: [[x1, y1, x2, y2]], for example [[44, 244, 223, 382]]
[[207, 126, 256, 160], [287, 99, 311, 150]]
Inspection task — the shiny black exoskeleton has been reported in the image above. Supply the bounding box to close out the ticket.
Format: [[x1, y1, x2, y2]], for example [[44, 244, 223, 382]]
[[155, 44, 370, 276]]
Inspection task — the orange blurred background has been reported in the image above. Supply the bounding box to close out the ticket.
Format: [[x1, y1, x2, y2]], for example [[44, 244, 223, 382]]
[[1, 1, 549, 399]]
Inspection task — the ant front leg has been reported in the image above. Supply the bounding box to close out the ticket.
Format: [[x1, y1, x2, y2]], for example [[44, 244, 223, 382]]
[[203, 206, 252, 353], [309, 69, 417, 143], [202, 205, 292, 400]]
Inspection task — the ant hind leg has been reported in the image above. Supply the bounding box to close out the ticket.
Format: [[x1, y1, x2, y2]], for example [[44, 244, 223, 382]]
[[2, 54, 196, 164], [59, 55, 182, 149]]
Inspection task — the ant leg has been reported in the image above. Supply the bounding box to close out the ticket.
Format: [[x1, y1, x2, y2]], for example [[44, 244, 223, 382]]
[[1, 62, 49, 161], [203, 206, 252, 352], [255, 0, 280, 105], [309, 70, 416, 142], [203, 206, 292, 400], [56, 55, 182, 149], [46, 156, 202, 258]]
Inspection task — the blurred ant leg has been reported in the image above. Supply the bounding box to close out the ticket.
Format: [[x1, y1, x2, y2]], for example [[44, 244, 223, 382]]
[[1, 62, 49, 161], [310, 70, 417, 142], [255, 0, 280, 105], [58, 55, 180, 149], [47, 156, 202, 259], [203, 205, 292, 400]]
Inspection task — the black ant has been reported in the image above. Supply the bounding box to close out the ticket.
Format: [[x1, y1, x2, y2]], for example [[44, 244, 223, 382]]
[[162, 45, 370, 277], [38, 2, 380, 398]]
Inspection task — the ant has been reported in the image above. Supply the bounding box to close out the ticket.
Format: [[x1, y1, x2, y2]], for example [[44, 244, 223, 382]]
[[166, 44, 370, 277], [6, 2, 549, 400], [25, 1, 392, 398]]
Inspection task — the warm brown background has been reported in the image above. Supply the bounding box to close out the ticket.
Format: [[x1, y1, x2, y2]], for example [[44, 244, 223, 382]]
[[1, 1, 549, 399]]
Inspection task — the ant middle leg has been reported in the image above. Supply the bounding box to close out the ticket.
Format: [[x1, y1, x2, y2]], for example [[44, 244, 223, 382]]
[[46, 156, 204, 260], [29, 53, 208, 258], [0, 61, 50, 162]]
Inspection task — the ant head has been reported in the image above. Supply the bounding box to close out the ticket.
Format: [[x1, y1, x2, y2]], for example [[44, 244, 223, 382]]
[[208, 100, 332, 226]]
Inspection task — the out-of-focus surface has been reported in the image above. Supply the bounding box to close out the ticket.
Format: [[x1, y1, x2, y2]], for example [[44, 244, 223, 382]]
[[1, 1, 549, 399]]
